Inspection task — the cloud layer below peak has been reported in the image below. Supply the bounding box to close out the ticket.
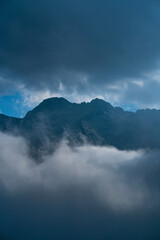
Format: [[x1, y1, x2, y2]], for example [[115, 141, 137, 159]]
[[1, 132, 160, 239]]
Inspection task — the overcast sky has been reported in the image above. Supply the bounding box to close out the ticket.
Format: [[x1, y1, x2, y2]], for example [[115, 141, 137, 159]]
[[1, 0, 160, 116]]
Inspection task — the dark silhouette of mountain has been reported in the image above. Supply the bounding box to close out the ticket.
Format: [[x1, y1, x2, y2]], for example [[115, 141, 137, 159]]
[[1, 97, 160, 159]]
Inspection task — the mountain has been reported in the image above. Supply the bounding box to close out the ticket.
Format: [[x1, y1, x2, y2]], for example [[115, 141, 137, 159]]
[[1, 97, 160, 159]]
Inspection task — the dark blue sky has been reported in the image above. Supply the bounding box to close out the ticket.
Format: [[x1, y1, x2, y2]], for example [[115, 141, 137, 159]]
[[1, 0, 160, 116]]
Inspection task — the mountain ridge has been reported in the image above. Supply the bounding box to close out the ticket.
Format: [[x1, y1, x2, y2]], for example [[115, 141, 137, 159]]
[[1, 97, 159, 120], [1, 97, 160, 159]]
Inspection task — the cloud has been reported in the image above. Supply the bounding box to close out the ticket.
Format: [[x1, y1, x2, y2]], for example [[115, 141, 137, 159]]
[[1, 132, 160, 239], [1, 0, 160, 108], [0, 132, 160, 211]]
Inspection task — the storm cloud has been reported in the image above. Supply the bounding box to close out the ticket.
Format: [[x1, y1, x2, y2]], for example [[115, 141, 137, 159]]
[[1, 0, 160, 107]]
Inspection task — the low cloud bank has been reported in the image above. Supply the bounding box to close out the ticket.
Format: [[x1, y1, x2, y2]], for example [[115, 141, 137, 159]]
[[1, 132, 160, 239], [0, 132, 160, 211]]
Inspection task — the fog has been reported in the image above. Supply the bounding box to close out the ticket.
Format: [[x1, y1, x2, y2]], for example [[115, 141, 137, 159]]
[[0, 132, 160, 239]]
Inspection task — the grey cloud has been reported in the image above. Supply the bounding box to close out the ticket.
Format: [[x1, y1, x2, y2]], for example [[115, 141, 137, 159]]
[[119, 78, 160, 108], [1, 0, 160, 99], [1, 132, 160, 239], [0, 132, 160, 211]]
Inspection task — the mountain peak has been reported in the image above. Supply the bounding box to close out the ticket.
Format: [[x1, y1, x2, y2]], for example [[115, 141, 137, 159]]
[[42, 97, 70, 105], [35, 97, 71, 109], [90, 98, 113, 110], [90, 98, 105, 103], [25, 97, 115, 118], [25, 97, 71, 118]]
